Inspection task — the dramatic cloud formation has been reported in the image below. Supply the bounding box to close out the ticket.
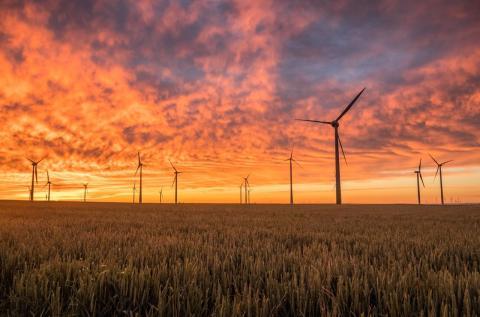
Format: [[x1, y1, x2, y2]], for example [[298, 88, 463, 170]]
[[1, 0, 479, 203]]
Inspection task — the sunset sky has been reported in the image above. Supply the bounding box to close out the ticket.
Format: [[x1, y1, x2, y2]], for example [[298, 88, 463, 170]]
[[1, 0, 479, 203]]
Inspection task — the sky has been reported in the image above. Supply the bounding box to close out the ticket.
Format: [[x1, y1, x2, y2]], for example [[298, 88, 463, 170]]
[[0, 0, 479, 204]]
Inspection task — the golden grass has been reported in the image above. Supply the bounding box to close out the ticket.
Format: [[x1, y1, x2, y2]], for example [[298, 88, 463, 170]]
[[0, 201, 479, 316]]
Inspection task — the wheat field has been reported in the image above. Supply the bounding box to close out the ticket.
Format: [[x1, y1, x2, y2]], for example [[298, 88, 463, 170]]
[[0, 201, 478, 316]]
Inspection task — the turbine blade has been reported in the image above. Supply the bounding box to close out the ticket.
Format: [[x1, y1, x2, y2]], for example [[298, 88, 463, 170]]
[[429, 153, 439, 166], [420, 173, 425, 187], [171, 176, 176, 187], [35, 166, 38, 183], [137, 152, 141, 165], [419, 159, 422, 171], [336, 88, 366, 121], [47, 170, 50, 182], [293, 158, 303, 168], [169, 160, 177, 172], [134, 165, 140, 176], [295, 119, 332, 125], [441, 160, 453, 165], [26, 157, 34, 163], [338, 134, 347, 166], [434, 166, 439, 183]]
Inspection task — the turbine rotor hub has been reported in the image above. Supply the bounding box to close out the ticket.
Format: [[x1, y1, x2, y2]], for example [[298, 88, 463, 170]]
[[332, 121, 339, 128]]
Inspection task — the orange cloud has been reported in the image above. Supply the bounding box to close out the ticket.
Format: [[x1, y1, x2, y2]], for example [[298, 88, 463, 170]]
[[0, 0, 479, 203]]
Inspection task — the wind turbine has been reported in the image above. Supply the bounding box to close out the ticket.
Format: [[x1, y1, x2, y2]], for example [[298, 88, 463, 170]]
[[170, 160, 182, 204], [83, 183, 88, 202], [286, 149, 301, 205], [239, 183, 243, 204], [27, 157, 45, 201], [243, 175, 250, 205], [429, 154, 453, 205], [44, 170, 52, 201], [135, 152, 144, 204], [296, 88, 366, 204], [26, 186, 31, 200], [132, 182, 136, 204], [414, 159, 425, 205], [159, 187, 163, 204]]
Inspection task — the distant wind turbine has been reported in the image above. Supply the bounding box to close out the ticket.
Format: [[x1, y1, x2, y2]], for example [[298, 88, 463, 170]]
[[26, 186, 31, 200], [135, 152, 144, 204], [243, 175, 250, 205], [429, 154, 453, 205], [132, 182, 136, 204], [27, 157, 44, 201], [296, 88, 366, 204], [170, 160, 182, 204], [44, 170, 52, 201], [83, 183, 88, 202], [286, 149, 301, 205], [239, 183, 243, 204], [414, 159, 425, 205], [159, 187, 163, 204]]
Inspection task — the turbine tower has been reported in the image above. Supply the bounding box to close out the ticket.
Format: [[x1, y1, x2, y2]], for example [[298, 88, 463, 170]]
[[414, 159, 425, 205], [170, 160, 182, 204], [135, 152, 144, 204], [429, 154, 453, 205], [286, 150, 301, 205], [83, 183, 88, 202], [45, 170, 52, 201], [296, 88, 365, 204], [27, 157, 44, 201]]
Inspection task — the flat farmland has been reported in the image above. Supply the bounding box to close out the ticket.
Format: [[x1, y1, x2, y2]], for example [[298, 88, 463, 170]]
[[0, 201, 479, 316]]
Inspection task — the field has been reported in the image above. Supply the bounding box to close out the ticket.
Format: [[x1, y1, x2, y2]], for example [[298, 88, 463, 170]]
[[0, 201, 479, 316]]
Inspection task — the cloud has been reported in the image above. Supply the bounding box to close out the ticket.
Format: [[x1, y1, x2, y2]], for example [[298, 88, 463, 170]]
[[0, 0, 479, 202]]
